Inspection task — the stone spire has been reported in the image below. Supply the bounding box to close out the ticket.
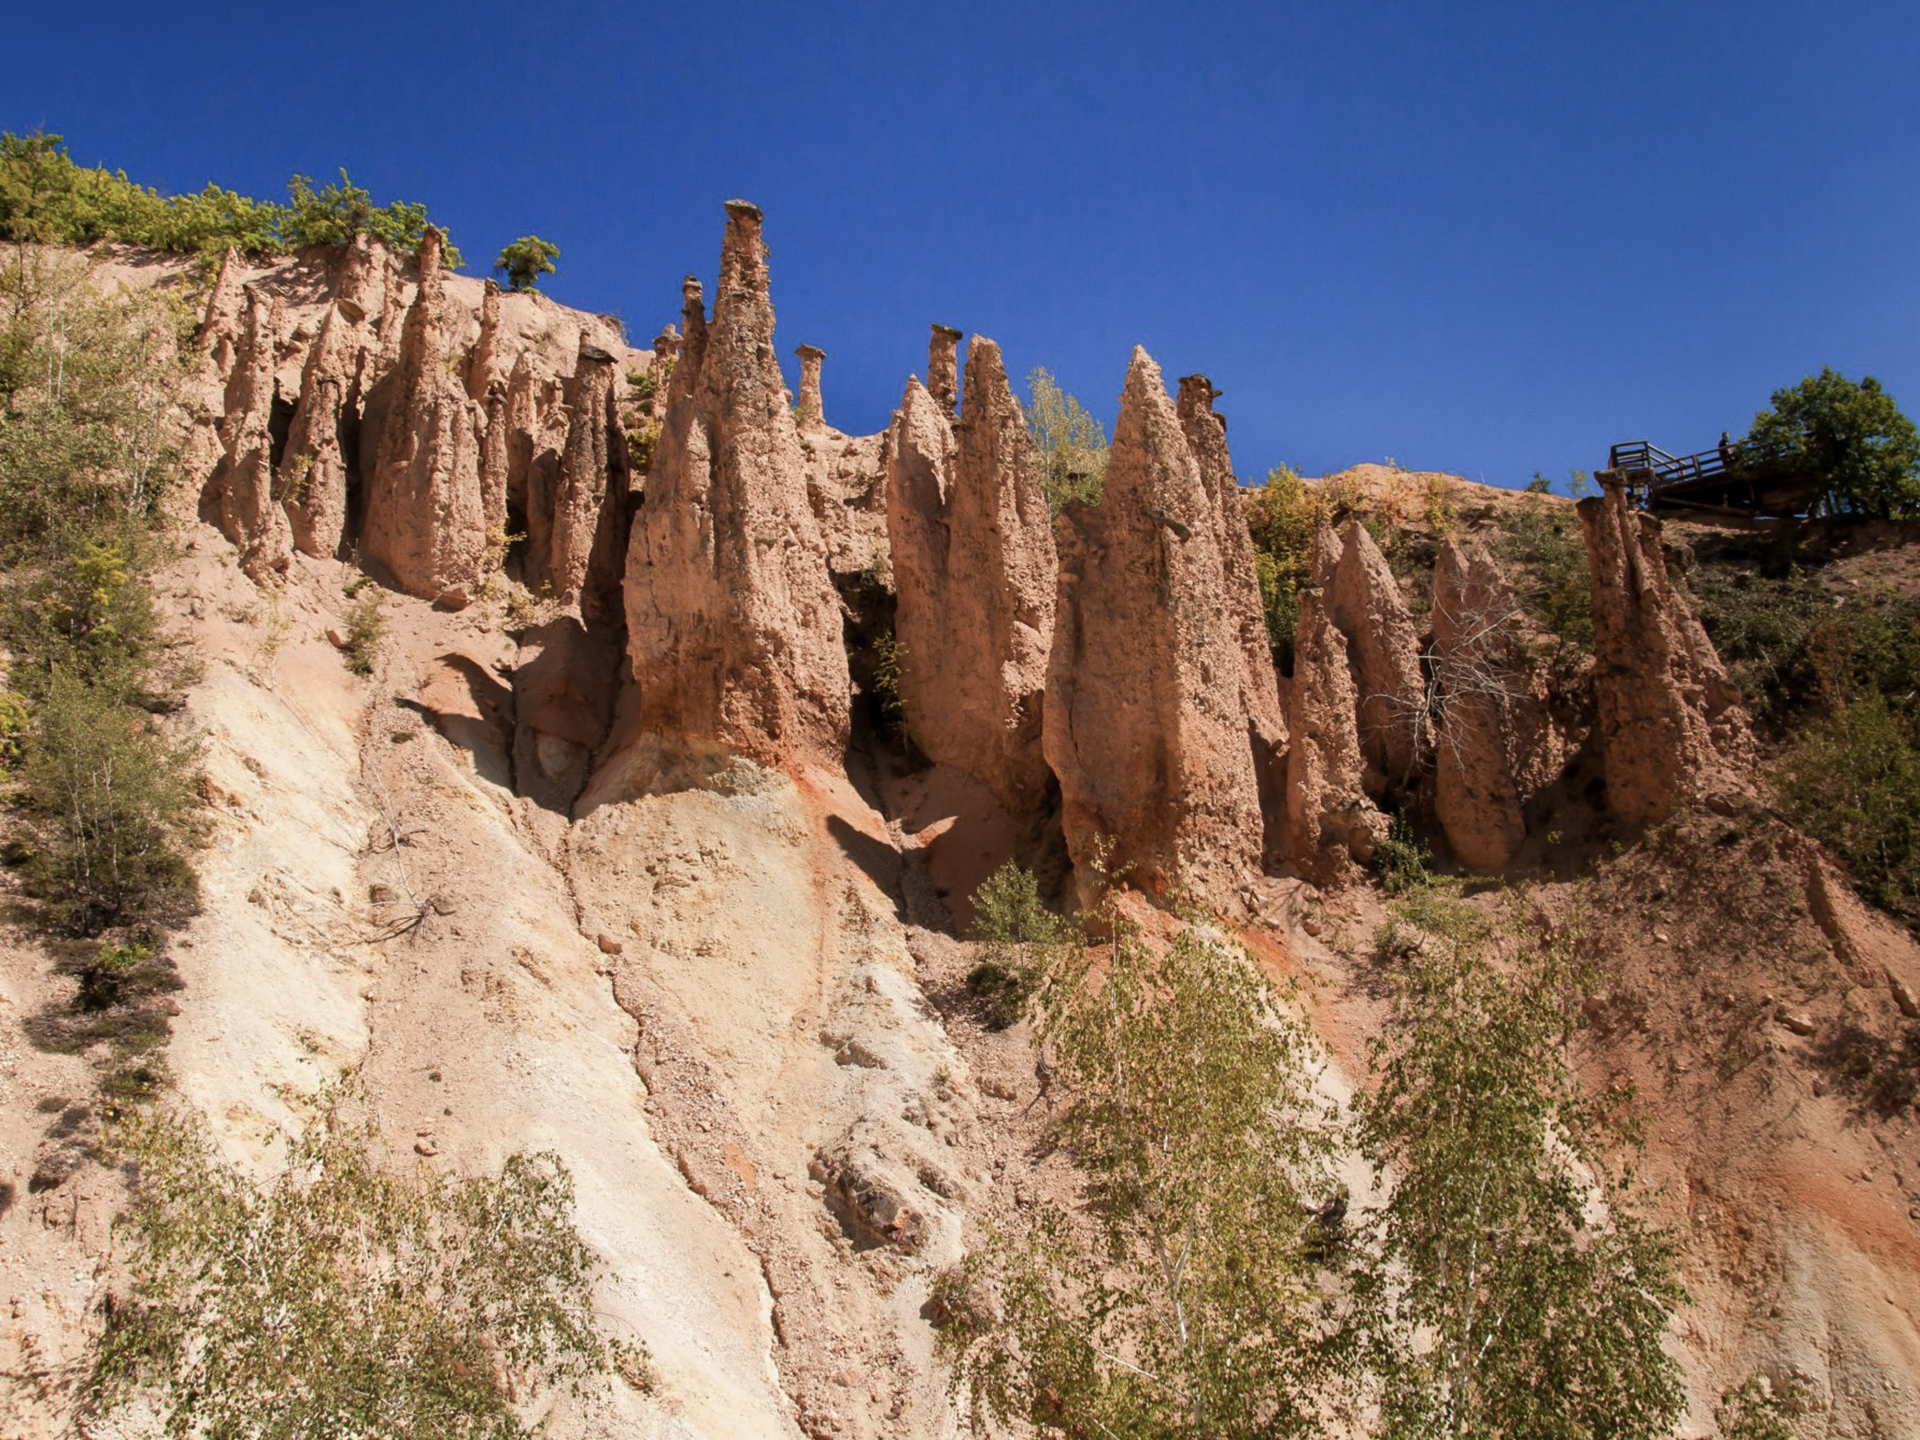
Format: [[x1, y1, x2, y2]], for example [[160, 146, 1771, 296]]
[[794, 343, 826, 430], [1042, 347, 1265, 908], [623, 201, 850, 766], [928, 324, 962, 417]]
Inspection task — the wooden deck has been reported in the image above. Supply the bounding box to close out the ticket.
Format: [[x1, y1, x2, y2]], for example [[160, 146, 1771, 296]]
[[1607, 439, 1823, 518]]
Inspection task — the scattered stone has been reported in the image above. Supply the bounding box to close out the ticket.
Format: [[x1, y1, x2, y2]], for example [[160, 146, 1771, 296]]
[[597, 933, 624, 956], [1779, 1009, 1817, 1037], [1890, 970, 1920, 1020]]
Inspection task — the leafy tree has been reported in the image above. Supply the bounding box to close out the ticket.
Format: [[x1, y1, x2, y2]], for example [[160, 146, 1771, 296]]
[[1353, 900, 1685, 1440], [940, 884, 1342, 1436], [1746, 367, 1920, 518], [496, 234, 561, 292], [88, 1091, 646, 1438], [1716, 1376, 1803, 1440], [1244, 464, 1329, 672], [964, 859, 1066, 1029], [0, 133, 461, 265], [1024, 366, 1108, 515]]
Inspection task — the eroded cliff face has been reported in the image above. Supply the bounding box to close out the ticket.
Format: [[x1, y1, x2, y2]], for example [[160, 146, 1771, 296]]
[[1043, 347, 1266, 908], [623, 202, 852, 768], [1580, 471, 1754, 826], [19, 210, 1916, 1440], [885, 337, 1057, 813], [197, 227, 642, 608]]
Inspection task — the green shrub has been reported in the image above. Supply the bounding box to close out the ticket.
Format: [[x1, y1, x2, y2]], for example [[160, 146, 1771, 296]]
[[1497, 492, 1593, 648], [1777, 691, 1920, 926], [87, 1091, 647, 1438], [17, 668, 199, 935], [496, 234, 560, 292], [1372, 811, 1438, 896], [1, 132, 462, 265], [1245, 464, 1329, 672], [1024, 367, 1108, 516], [964, 861, 1064, 1029], [1746, 367, 1920, 518], [342, 589, 388, 676]]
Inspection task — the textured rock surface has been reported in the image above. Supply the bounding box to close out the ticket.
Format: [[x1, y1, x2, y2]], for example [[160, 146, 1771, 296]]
[[886, 339, 1056, 811], [530, 343, 629, 615], [1323, 519, 1427, 794], [206, 289, 293, 581], [1284, 529, 1385, 882], [1431, 536, 1526, 868], [624, 202, 851, 767], [280, 303, 357, 559], [1176, 374, 1287, 862], [1580, 472, 1753, 826], [794, 343, 825, 430], [362, 228, 488, 602], [927, 324, 961, 417], [1043, 347, 1263, 905]]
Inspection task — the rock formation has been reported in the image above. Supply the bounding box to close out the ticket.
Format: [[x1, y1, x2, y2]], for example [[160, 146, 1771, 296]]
[[534, 342, 629, 615], [794, 343, 826, 429], [1430, 536, 1526, 868], [623, 202, 851, 767], [207, 288, 293, 581], [1175, 373, 1288, 862], [195, 246, 245, 372], [1043, 347, 1264, 905], [1285, 529, 1385, 881], [928, 325, 962, 417], [885, 337, 1056, 811], [362, 227, 488, 603], [1580, 472, 1752, 826], [279, 303, 355, 559], [1322, 519, 1427, 795]]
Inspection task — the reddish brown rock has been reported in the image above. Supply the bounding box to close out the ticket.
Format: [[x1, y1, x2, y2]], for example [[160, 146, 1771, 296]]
[[207, 289, 293, 581], [886, 338, 1056, 811], [466, 279, 506, 404], [1323, 519, 1427, 794], [1430, 536, 1526, 868], [362, 227, 488, 603], [195, 246, 246, 373], [1285, 530, 1385, 882], [1579, 472, 1753, 826], [794, 343, 826, 430], [279, 304, 354, 559], [1043, 347, 1263, 906], [928, 325, 962, 417], [623, 202, 850, 767], [1176, 374, 1287, 862], [538, 343, 630, 616]]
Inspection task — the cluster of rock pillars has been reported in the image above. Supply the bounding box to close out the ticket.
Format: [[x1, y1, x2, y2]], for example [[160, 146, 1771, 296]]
[[199, 199, 1755, 905]]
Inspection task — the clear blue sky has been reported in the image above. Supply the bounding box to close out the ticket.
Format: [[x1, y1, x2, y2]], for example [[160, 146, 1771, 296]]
[[9, 0, 1918, 487]]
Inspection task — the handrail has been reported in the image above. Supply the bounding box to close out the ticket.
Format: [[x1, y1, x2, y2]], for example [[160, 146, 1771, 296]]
[[1607, 434, 1798, 493]]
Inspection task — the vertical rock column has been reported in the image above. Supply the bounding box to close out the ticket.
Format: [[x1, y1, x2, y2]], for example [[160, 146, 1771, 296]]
[[886, 337, 1057, 812], [1323, 520, 1428, 794], [362, 227, 488, 603], [1042, 347, 1265, 907], [208, 289, 293, 582], [794, 343, 826, 430], [623, 201, 851, 767], [1175, 373, 1289, 863], [1431, 537, 1526, 868], [1579, 472, 1752, 826], [928, 324, 962, 417]]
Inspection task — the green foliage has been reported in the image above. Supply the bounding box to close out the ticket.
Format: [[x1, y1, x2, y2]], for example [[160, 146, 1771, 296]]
[[1024, 366, 1108, 516], [868, 629, 909, 739], [0, 252, 198, 939], [1372, 812, 1438, 896], [1352, 902, 1685, 1440], [942, 899, 1341, 1436], [1746, 367, 1920, 517], [0, 132, 462, 265], [1716, 1376, 1803, 1440], [343, 589, 388, 677], [1497, 491, 1593, 648], [1777, 690, 1920, 926], [496, 234, 560, 292], [88, 1091, 646, 1438], [0, 687, 25, 768], [16, 668, 199, 935], [964, 861, 1065, 1029], [1244, 464, 1330, 673], [1524, 472, 1554, 494]]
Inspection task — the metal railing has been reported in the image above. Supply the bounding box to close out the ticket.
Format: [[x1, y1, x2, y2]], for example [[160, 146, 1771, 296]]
[[1607, 435, 1796, 494]]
